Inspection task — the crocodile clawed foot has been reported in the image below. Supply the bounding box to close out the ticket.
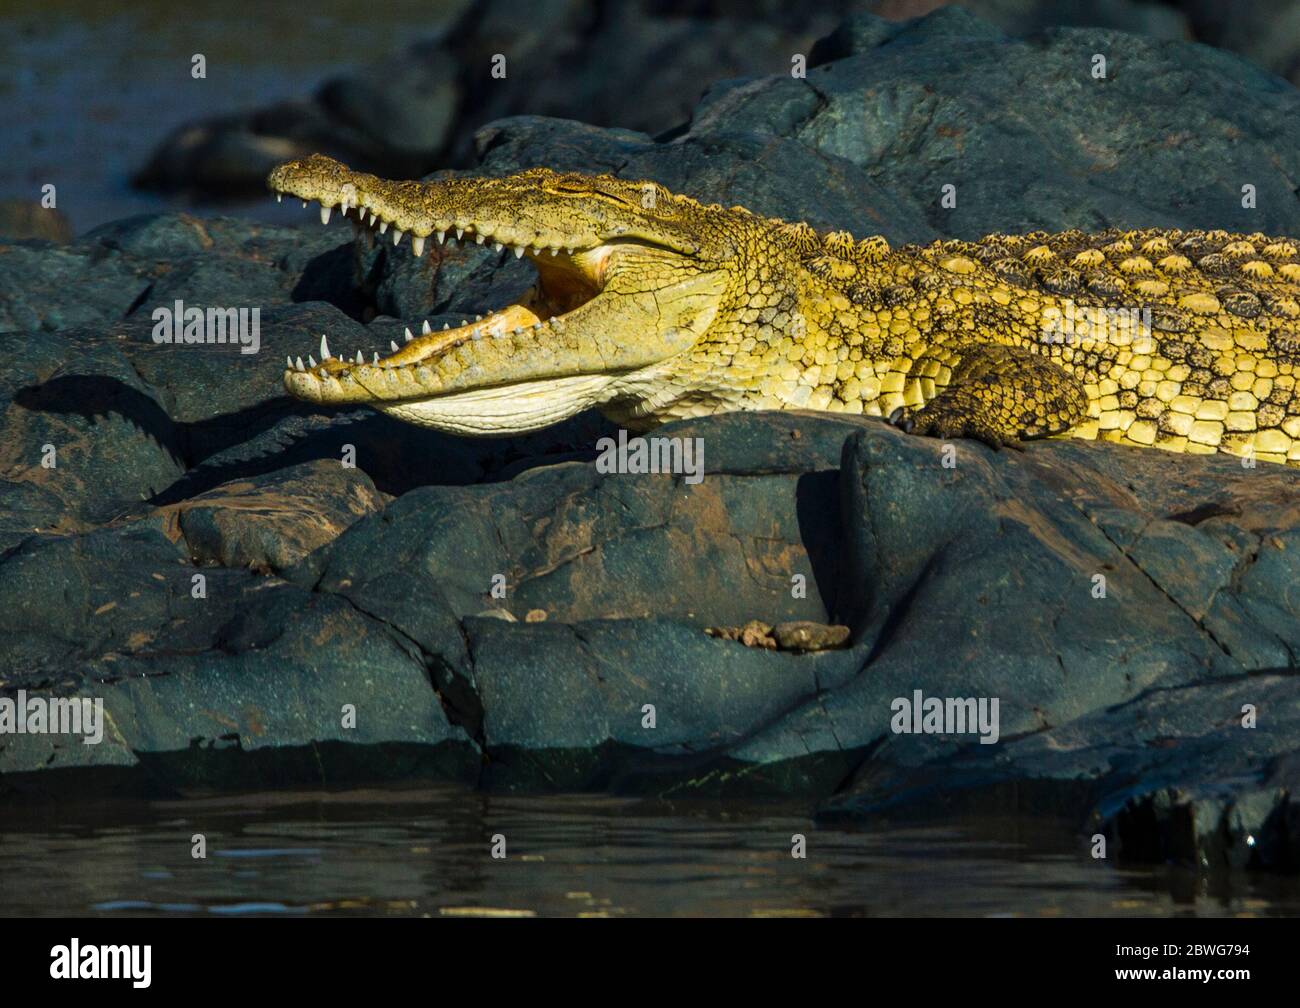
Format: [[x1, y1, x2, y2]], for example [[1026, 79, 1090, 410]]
[[886, 406, 915, 433], [889, 405, 1024, 452]]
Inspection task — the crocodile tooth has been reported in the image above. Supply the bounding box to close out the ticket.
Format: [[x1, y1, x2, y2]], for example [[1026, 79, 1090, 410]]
[[475, 314, 483, 322], [533, 321, 543, 330], [412, 235, 425, 257], [276, 194, 282, 203], [550, 248, 558, 255], [308, 355, 317, 367], [369, 212, 377, 225], [565, 246, 574, 254], [436, 231, 446, 244], [532, 246, 543, 255], [476, 234, 486, 245], [286, 356, 293, 368], [390, 341, 399, 352], [404, 327, 414, 342], [379, 221, 388, 234], [295, 357, 305, 371], [514, 246, 525, 259], [493, 242, 503, 252], [442, 322, 449, 330], [320, 334, 331, 360], [422, 320, 432, 334], [355, 350, 364, 364], [373, 352, 379, 365], [301, 200, 307, 208], [393, 229, 405, 245], [320, 206, 332, 225], [472, 328, 482, 340], [455, 228, 464, 240], [318, 368, 328, 378]]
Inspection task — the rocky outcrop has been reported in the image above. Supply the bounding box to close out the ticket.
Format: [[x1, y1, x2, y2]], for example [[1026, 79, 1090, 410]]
[[2, 9, 1300, 872], [132, 0, 851, 198], [131, 1, 1300, 202]]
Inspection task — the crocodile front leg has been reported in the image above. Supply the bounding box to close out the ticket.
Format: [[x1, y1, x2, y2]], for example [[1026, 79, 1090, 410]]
[[890, 344, 1089, 449]]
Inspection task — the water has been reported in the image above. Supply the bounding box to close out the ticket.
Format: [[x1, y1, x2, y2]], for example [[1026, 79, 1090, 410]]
[[0, 0, 467, 233], [2, 786, 1295, 916]]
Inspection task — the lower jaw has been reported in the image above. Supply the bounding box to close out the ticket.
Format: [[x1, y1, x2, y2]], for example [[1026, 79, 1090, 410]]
[[374, 372, 620, 436]]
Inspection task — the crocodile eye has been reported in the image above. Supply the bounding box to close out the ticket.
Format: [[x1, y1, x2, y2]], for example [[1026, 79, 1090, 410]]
[[547, 181, 637, 207]]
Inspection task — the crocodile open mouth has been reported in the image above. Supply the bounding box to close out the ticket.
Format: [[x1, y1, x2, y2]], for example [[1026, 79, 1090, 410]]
[[275, 186, 619, 385], [266, 157, 723, 434]]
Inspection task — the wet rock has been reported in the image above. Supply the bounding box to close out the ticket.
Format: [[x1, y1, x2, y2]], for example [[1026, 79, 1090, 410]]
[[819, 668, 1300, 872]]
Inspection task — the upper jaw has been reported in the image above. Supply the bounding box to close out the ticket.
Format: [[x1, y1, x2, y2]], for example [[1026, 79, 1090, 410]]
[[270, 155, 603, 261]]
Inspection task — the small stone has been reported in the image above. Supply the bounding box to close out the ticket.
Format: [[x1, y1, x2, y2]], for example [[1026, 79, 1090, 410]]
[[771, 621, 851, 652]]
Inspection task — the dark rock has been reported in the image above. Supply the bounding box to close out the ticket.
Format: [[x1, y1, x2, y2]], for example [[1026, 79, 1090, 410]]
[[1178, 0, 1300, 86], [1, 334, 187, 533], [163, 460, 390, 573], [128, 0, 1300, 210], [0, 522, 476, 799], [819, 669, 1300, 872], [0, 214, 358, 336], [133, 0, 848, 199]]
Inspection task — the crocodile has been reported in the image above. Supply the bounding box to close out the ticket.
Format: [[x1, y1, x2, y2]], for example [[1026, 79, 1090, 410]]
[[268, 154, 1300, 465]]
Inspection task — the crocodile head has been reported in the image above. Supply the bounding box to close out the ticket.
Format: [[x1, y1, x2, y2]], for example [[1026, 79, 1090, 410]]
[[268, 154, 754, 435]]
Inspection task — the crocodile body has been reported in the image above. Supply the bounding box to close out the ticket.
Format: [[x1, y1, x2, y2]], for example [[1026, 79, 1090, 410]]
[[269, 155, 1300, 465]]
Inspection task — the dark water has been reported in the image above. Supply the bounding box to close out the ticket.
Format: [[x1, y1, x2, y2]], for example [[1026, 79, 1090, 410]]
[[0, 0, 466, 233], [2, 786, 1297, 917]]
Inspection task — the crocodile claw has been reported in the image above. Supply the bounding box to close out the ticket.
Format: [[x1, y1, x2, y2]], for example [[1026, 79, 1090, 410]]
[[886, 406, 915, 434]]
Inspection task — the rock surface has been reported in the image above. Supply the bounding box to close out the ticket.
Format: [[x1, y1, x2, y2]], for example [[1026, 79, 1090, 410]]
[[2, 8, 1300, 873], [132, 0, 1300, 202], [133, 0, 849, 198]]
